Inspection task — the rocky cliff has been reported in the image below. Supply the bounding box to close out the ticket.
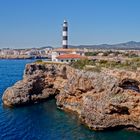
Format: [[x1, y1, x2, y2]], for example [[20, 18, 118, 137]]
[[2, 62, 140, 131]]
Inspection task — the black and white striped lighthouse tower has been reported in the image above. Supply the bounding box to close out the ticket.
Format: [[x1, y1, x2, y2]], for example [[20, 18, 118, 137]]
[[62, 20, 68, 49]]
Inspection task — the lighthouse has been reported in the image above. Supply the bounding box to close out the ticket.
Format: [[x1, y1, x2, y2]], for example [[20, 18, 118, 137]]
[[62, 20, 68, 49], [51, 20, 85, 62]]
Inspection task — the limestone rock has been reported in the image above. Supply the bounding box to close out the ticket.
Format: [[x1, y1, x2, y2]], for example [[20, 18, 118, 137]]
[[2, 62, 140, 131]]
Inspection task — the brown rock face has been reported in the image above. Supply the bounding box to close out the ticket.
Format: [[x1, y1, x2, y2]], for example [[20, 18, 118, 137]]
[[2, 63, 140, 131]]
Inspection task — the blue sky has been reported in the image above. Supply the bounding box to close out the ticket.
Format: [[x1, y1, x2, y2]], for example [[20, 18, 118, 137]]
[[0, 0, 140, 48]]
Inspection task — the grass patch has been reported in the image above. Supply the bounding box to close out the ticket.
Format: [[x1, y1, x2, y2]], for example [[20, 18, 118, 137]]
[[35, 60, 66, 65], [71, 58, 140, 71]]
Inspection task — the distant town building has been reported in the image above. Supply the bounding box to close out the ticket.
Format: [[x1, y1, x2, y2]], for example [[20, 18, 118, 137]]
[[0, 48, 20, 55], [25, 49, 40, 56], [43, 47, 53, 54]]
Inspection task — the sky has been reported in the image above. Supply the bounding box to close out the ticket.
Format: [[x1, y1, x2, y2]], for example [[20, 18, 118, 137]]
[[0, 0, 140, 48]]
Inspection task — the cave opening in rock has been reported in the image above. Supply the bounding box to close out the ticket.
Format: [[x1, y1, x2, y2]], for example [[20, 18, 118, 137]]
[[119, 79, 140, 92]]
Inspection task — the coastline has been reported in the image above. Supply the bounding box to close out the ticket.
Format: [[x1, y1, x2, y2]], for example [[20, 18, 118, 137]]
[[2, 61, 140, 131], [0, 54, 49, 60]]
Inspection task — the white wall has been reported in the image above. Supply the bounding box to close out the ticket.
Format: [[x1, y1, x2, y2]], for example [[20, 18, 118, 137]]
[[51, 52, 59, 61]]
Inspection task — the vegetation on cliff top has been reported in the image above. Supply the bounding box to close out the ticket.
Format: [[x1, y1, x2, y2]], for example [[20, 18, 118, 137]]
[[71, 58, 140, 72], [85, 51, 139, 58], [35, 58, 140, 72], [35, 59, 65, 65]]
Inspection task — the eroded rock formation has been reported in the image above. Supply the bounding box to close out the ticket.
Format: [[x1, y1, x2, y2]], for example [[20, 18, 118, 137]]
[[2, 63, 140, 131]]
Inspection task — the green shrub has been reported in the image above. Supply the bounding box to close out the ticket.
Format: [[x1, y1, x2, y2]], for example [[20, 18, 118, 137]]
[[85, 52, 98, 56], [71, 59, 95, 69], [84, 65, 101, 72], [35, 59, 43, 63], [68, 57, 140, 71]]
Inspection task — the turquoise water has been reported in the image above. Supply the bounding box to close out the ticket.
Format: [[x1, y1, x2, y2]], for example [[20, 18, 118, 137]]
[[0, 60, 140, 140]]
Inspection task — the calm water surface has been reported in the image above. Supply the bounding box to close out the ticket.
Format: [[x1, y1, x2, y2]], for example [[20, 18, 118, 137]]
[[0, 60, 140, 140]]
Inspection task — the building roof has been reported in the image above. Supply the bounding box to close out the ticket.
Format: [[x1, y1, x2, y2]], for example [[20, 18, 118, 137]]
[[56, 54, 85, 59]]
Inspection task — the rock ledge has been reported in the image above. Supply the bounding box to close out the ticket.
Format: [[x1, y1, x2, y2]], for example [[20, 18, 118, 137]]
[[2, 63, 140, 131]]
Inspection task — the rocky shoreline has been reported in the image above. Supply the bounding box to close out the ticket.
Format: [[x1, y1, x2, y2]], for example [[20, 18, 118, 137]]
[[0, 55, 49, 59], [0, 55, 33, 59], [2, 62, 140, 131]]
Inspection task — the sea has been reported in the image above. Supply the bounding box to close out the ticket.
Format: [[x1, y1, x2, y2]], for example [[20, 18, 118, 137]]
[[0, 59, 140, 140]]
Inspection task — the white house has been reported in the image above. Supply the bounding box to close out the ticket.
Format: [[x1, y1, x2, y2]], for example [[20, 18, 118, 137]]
[[51, 48, 85, 62]]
